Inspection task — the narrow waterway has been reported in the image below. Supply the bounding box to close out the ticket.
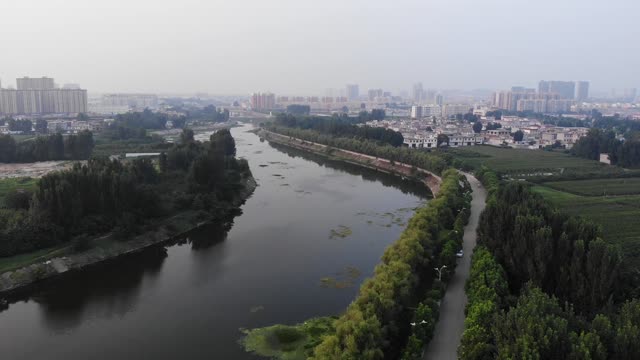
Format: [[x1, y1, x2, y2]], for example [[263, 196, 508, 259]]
[[0, 124, 430, 359]]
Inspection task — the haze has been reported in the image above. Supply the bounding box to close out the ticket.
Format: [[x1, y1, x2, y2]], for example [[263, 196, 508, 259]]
[[1, 0, 638, 94]]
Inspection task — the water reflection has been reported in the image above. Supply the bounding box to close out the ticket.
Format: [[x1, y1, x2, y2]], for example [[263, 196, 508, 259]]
[[267, 141, 432, 199], [30, 248, 168, 332]]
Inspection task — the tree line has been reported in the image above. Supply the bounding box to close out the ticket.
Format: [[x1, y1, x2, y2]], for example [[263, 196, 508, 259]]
[[103, 109, 183, 140], [0, 131, 94, 163], [311, 170, 469, 359], [0, 128, 250, 258], [269, 125, 447, 175], [458, 169, 640, 359], [274, 113, 402, 147]]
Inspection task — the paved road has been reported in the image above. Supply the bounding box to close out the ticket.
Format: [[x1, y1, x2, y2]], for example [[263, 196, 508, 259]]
[[422, 173, 487, 360]]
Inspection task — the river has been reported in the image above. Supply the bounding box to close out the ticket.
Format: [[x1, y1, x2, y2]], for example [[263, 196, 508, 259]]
[[0, 124, 430, 359]]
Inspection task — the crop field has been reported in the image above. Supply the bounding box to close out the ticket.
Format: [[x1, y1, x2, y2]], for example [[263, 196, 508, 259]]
[[532, 185, 640, 269], [446, 146, 618, 177], [543, 177, 640, 196]]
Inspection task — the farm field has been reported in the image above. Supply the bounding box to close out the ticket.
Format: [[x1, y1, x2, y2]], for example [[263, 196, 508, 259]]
[[532, 185, 640, 269], [543, 177, 640, 196], [446, 145, 619, 178]]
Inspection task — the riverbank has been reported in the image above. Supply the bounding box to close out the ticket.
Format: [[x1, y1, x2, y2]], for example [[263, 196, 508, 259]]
[[259, 129, 442, 196], [0, 175, 256, 297]]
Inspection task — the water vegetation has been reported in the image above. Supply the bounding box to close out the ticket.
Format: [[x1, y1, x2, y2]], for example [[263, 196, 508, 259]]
[[320, 266, 362, 289], [240, 316, 337, 360], [328, 225, 352, 239]]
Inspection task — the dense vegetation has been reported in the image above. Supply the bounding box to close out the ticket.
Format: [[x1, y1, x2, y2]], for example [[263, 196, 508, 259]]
[[0, 129, 250, 259], [572, 128, 640, 168], [104, 109, 179, 140], [0, 131, 94, 163], [459, 170, 640, 359], [310, 170, 469, 359], [286, 104, 311, 115], [273, 113, 403, 147], [479, 181, 622, 314]]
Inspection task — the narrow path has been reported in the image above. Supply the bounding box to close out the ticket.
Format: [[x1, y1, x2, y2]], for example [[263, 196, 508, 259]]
[[422, 173, 487, 360]]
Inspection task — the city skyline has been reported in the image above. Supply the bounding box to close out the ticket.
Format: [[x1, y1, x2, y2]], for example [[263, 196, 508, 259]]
[[1, 0, 639, 94]]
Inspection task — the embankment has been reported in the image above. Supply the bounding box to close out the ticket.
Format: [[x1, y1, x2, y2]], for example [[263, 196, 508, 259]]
[[259, 129, 442, 196]]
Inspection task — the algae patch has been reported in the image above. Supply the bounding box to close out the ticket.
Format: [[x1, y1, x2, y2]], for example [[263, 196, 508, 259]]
[[320, 266, 362, 289], [328, 225, 352, 239]]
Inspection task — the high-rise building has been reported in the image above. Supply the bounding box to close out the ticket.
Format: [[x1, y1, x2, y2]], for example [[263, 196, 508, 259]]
[[539, 80, 576, 99], [622, 88, 637, 102], [412, 83, 424, 102], [410, 105, 423, 119], [575, 81, 590, 101], [16, 76, 55, 90], [251, 92, 276, 110], [368, 89, 383, 101], [435, 94, 444, 106], [346, 84, 359, 100], [102, 94, 159, 109], [0, 77, 87, 115]]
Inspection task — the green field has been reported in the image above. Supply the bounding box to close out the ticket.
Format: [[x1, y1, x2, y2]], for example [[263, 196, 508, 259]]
[[0, 177, 37, 207], [543, 177, 640, 196], [532, 185, 640, 268], [447, 146, 617, 177]]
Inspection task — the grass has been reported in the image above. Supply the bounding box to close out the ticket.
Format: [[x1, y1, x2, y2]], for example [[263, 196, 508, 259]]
[[0, 177, 38, 206], [543, 177, 640, 196], [92, 136, 169, 157], [531, 185, 640, 269], [446, 145, 613, 177], [240, 317, 336, 360], [0, 245, 69, 274], [10, 134, 36, 142]]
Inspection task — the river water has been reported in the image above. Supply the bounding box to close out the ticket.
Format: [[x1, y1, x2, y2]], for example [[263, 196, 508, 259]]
[[0, 124, 429, 359]]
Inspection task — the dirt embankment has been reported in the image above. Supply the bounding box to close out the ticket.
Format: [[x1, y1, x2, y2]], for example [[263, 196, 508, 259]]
[[260, 130, 442, 196], [0, 161, 81, 180]]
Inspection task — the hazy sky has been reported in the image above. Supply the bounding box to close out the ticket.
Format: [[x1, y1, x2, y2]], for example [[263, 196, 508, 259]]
[[1, 0, 638, 95]]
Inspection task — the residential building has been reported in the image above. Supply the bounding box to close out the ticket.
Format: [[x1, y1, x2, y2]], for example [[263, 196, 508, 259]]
[[575, 81, 590, 101], [368, 88, 383, 101], [101, 94, 159, 109], [16, 76, 55, 90], [539, 80, 576, 99], [412, 83, 424, 102], [410, 105, 423, 119], [0, 77, 87, 115], [346, 84, 359, 100], [251, 92, 276, 110]]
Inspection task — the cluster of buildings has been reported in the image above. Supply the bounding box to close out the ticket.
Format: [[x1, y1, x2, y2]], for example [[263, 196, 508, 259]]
[[0, 77, 88, 115], [410, 104, 471, 119], [365, 112, 590, 150], [89, 93, 160, 114], [250, 92, 276, 110], [491, 81, 589, 113]]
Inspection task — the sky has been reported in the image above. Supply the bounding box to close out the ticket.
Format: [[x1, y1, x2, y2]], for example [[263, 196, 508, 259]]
[[0, 0, 638, 95]]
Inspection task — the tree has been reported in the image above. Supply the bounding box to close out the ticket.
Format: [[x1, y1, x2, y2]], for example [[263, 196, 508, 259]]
[[513, 130, 524, 142], [180, 128, 194, 143], [437, 134, 450, 147], [77, 113, 89, 121], [472, 122, 483, 133], [34, 119, 48, 134], [286, 104, 311, 115], [0, 135, 17, 162]]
